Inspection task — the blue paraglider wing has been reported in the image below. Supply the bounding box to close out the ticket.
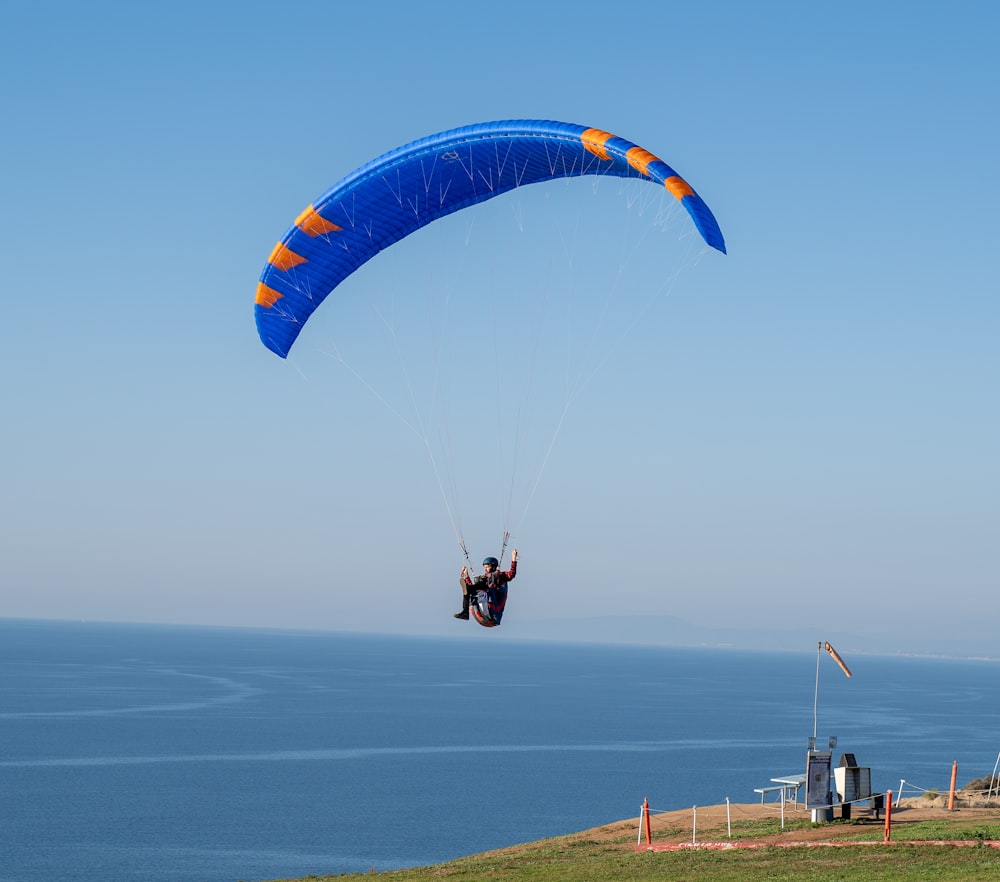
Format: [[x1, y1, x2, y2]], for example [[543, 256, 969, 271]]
[[255, 120, 726, 358]]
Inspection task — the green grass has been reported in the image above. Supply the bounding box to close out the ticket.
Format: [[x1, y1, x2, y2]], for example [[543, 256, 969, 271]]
[[264, 819, 1000, 882]]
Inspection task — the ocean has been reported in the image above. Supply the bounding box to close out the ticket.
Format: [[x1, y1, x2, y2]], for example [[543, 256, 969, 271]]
[[1, 619, 997, 882]]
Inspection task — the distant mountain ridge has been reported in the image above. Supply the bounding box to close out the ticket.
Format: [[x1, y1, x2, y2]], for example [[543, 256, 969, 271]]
[[509, 614, 997, 660]]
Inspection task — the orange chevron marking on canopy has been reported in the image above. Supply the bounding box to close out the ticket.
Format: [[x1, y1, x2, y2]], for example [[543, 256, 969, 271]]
[[294, 205, 342, 237], [267, 242, 308, 272], [580, 128, 614, 160], [626, 146, 660, 177], [255, 282, 284, 308], [664, 175, 695, 201]]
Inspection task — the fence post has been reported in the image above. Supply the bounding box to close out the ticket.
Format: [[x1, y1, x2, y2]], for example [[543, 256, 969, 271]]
[[884, 789, 892, 843], [948, 761, 958, 811], [642, 797, 651, 845]]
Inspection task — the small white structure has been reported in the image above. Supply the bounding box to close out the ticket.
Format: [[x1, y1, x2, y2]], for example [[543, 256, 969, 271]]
[[834, 752, 872, 819]]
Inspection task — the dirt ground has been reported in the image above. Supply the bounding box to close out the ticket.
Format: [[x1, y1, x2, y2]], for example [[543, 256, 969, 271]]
[[561, 794, 1000, 848]]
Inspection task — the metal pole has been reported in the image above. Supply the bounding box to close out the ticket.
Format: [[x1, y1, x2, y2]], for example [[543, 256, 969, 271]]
[[726, 797, 732, 838], [813, 641, 821, 740]]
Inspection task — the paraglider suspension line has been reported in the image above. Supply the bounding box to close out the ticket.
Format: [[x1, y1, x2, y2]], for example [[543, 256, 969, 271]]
[[458, 538, 476, 577]]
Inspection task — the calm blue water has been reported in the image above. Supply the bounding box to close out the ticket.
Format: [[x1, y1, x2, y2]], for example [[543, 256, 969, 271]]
[[1, 620, 997, 882]]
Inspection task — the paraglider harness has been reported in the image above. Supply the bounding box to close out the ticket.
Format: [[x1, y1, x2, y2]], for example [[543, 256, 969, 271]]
[[470, 570, 511, 628]]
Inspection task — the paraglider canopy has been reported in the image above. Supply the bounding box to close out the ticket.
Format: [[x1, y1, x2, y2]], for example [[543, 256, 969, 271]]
[[255, 120, 725, 359]]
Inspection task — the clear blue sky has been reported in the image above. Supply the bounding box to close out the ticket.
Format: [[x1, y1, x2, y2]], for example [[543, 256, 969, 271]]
[[2, 1, 997, 651]]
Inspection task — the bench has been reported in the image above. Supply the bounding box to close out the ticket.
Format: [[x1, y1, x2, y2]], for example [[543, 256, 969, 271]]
[[754, 785, 788, 803]]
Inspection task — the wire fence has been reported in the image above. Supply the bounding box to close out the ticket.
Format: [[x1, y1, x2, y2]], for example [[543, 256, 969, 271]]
[[637, 767, 1000, 846]]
